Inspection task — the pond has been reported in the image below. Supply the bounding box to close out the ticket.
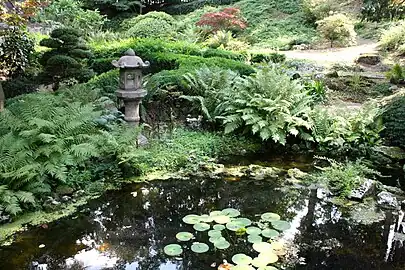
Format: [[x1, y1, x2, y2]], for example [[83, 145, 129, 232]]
[[1, 156, 405, 270]]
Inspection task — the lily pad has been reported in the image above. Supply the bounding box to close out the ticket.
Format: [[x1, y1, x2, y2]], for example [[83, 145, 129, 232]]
[[193, 223, 210, 232], [210, 210, 223, 217], [221, 208, 241, 218], [253, 242, 273, 253], [200, 214, 214, 223], [248, 234, 263, 244], [271, 241, 283, 250], [257, 253, 278, 264], [164, 244, 183, 256], [213, 224, 226, 231], [209, 236, 226, 244], [261, 213, 280, 222], [262, 229, 279, 239], [246, 226, 262, 235], [191, 242, 209, 253], [208, 230, 222, 238], [214, 240, 230, 249], [232, 254, 253, 265], [226, 221, 245, 231], [252, 256, 270, 268], [175, 232, 193, 241], [234, 217, 252, 227], [182, 214, 200, 225], [214, 215, 231, 224], [271, 220, 291, 231]]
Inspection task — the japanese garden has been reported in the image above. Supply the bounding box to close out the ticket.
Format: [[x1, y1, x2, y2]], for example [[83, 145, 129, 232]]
[[1, 0, 405, 269]]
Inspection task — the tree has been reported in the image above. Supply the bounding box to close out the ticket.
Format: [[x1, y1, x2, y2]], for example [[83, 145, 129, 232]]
[[0, 0, 47, 27], [39, 27, 94, 90], [196, 7, 247, 34], [316, 13, 357, 47]]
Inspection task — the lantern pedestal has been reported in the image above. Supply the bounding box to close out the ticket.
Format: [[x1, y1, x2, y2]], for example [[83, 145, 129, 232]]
[[116, 89, 147, 126]]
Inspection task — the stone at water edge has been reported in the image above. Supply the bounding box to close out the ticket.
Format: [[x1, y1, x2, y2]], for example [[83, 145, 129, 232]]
[[347, 179, 376, 201], [377, 191, 399, 210]]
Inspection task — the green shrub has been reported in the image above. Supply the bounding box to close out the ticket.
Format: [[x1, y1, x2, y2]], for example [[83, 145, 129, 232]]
[[310, 158, 378, 197], [316, 14, 357, 47], [379, 21, 405, 52], [0, 30, 35, 78], [311, 102, 383, 152], [250, 52, 286, 63], [362, 0, 405, 22], [40, 28, 94, 90], [381, 94, 405, 148], [220, 67, 314, 144], [205, 30, 250, 52], [386, 63, 405, 84], [85, 70, 119, 97], [304, 80, 327, 103], [0, 93, 139, 215], [123, 12, 176, 39], [36, 0, 107, 36], [302, 0, 337, 22]]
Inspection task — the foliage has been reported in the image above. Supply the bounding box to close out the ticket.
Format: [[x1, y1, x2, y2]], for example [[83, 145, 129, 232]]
[[83, 0, 144, 15], [310, 102, 384, 152], [205, 30, 249, 52], [39, 27, 94, 90], [196, 7, 247, 34], [181, 66, 238, 126], [386, 63, 405, 83], [250, 52, 286, 64], [316, 14, 357, 47], [35, 0, 107, 35], [0, 0, 47, 27], [362, 0, 405, 22], [220, 67, 314, 144], [304, 80, 327, 103], [0, 30, 35, 78], [310, 157, 378, 197], [124, 12, 177, 39], [302, 0, 337, 23], [120, 128, 258, 174], [379, 20, 405, 52], [236, 0, 317, 49], [0, 92, 139, 215], [381, 94, 405, 148]]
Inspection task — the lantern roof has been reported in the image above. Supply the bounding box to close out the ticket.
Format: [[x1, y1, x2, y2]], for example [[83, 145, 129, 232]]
[[112, 49, 150, 69]]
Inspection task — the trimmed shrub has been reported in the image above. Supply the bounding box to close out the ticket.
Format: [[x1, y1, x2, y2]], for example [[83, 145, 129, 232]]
[[40, 28, 94, 90], [381, 94, 405, 148], [316, 14, 357, 47], [123, 12, 176, 39], [250, 52, 286, 63]]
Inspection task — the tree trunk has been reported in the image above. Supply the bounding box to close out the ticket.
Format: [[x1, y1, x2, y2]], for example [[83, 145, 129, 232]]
[[0, 81, 4, 112]]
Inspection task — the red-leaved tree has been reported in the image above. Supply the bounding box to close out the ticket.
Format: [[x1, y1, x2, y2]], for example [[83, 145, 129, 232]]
[[196, 7, 247, 33]]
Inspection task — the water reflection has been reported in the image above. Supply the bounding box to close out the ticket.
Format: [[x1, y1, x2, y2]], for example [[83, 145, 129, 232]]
[[0, 177, 404, 270]]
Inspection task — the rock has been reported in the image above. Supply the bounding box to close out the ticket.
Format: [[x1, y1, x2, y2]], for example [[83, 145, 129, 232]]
[[377, 191, 399, 209], [61, 195, 71, 202], [137, 134, 148, 146], [246, 165, 280, 180], [287, 168, 308, 179], [43, 197, 61, 211], [356, 53, 381, 65], [199, 163, 225, 175], [381, 185, 405, 196], [55, 185, 74, 196], [73, 190, 85, 198], [348, 179, 376, 201], [317, 187, 331, 200], [374, 146, 405, 161], [326, 71, 339, 78], [390, 85, 399, 92]]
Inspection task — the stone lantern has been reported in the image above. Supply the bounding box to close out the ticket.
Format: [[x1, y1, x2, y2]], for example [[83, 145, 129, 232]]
[[112, 49, 150, 126]]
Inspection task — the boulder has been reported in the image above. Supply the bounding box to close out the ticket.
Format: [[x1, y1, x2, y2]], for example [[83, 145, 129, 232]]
[[287, 168, 308, 179], [374, 146, 405, 160], [246, 165, 280, 180], [377, 191, 399, 209], [348, 179, 376, 201], [356, 53, 381, 65], [55, 185, 74, 196]]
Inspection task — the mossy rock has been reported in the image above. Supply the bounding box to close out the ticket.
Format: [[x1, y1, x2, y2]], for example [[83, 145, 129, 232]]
[[55, 185, 74, 196]]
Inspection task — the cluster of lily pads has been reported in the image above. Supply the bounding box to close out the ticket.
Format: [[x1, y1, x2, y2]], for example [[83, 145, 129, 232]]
[[163, 208, 291, 269]]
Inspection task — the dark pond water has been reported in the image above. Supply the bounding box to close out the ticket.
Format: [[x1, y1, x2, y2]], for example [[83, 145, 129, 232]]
[[1, 157, 405, 270]]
